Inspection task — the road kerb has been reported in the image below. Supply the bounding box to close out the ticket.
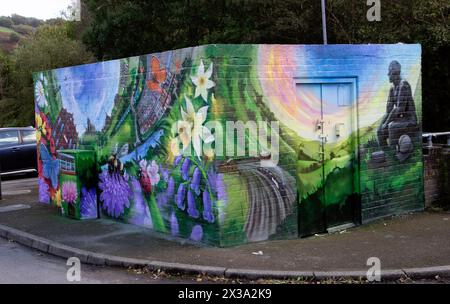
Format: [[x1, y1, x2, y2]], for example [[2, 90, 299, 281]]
[[1, 223, 449, 281]]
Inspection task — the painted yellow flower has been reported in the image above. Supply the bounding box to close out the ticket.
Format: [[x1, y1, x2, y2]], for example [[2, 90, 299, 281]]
[[52, 188, 61, 207], [210, 93, 221, 117], [190, 60, 215, 102], [168, 137, 181, 161], [35, 113, 46, 143], [176, 120, 192, 150], [204, 146, 215, 160]]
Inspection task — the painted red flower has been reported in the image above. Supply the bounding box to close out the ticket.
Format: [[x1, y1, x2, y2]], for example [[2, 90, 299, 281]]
[[140, 172, 152, 194]]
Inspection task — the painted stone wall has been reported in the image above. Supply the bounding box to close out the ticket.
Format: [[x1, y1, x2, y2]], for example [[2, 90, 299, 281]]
[[34, 44, 423, 246]]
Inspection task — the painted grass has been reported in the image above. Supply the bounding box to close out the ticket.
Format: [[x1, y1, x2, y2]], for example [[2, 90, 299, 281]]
[[220, 173, 249, 244], [98, 115, 135, 159]]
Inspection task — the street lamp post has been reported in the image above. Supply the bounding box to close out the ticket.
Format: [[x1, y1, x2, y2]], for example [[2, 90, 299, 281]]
[[0, 163, 2, 200], [321, 0, 328, 44]]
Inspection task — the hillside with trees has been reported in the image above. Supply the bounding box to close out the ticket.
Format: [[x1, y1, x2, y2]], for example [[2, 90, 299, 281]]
[[0, 14, 94, 127], [0, 0, 448, 131], [0, 14, 46, 53]]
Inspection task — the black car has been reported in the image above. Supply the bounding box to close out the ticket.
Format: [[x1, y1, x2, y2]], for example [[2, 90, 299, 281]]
[[0, 127, 37, 176]]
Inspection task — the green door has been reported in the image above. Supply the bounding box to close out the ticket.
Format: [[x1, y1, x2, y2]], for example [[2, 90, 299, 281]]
[[296, 78, 360, 236]]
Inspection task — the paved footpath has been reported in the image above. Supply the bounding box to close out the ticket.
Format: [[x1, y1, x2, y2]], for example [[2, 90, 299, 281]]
[[0, 177, 449, 280]]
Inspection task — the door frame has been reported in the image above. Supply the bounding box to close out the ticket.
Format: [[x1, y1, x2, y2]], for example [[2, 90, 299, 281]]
[[293, 76, 362, 227]]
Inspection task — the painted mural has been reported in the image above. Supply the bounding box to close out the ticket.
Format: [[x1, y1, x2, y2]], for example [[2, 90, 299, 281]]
[[34, 44, 423, 246]]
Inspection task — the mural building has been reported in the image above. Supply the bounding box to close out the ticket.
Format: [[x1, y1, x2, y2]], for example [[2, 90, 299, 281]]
[[34, 44, 423, 246]]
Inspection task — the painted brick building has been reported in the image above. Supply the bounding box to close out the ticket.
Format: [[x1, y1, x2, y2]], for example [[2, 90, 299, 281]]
[[34, 44, 423, 246]]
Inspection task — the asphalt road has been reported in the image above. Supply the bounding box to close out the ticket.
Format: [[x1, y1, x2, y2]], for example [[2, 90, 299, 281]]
[[0, 176, 195, 284], [0, 176, 38, 205], [0, 237, 197, 284], [1, 176, 448, 284]]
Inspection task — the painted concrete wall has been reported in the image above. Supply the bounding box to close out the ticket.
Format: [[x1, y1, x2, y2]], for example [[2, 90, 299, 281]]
[[34, 44, 423, 246]]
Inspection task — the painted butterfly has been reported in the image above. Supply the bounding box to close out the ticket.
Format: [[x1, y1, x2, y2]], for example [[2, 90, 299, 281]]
[[146, 56, 167, 93], [40, 143, 60, 189]]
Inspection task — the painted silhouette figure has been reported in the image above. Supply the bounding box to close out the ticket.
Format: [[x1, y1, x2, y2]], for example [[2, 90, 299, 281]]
[[377, 60, 418, 151]]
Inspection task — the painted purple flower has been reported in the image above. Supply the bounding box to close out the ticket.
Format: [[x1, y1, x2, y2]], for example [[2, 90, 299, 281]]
[[170, 211, 179, 236], [207, 169, 216, 189], [176, 183, 186, 210], [62, 181, 77, 204], [191, 167, 201, 195], [38, 178, 50, 204], [80, 187, 97, 219], [180, 158, 191, 180], [173, 155, 182, 166], [216, 173, 227, 202], [189, 225, 203, 242], [156, 192, 169, 208], [128, 178, 153, 227], [202, 189, 214, 223], [148, 160, 160, 185], [208, 169, 227, 202], [167, 177, 175, 197], [187, 190, 199, 218], [99, 171, 132, 218], [139, 159, 160, 185], [156, 176, 176, 209], [160, 165, 169, 182]]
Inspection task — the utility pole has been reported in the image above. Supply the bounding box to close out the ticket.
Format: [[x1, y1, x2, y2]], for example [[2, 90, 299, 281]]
[[321, 0, 328, 44], [0, 163, 2, 200]]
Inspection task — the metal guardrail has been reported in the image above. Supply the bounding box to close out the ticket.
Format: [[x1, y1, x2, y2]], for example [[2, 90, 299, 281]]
[[423, 131, 450, 148]]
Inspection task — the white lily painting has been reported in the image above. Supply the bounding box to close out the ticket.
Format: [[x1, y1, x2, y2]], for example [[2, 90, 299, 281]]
[[177, 95, 215, 158], [190, 60, 215, 102]]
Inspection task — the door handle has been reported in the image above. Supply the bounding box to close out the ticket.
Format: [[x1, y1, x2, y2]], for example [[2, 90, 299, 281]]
[[12, 147, 22, 151]]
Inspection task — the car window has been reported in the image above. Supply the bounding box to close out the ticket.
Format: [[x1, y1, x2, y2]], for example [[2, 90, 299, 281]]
[[0, 130, 19, 146], [21, 130, 36, 143]]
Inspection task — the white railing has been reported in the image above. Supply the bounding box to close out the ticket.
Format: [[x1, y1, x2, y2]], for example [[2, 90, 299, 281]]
[[423, 132, 450, 147]]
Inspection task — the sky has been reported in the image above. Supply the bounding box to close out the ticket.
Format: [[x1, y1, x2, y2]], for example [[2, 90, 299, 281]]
[[1, 0, 75, 20], [258, 44, 421, 142], [55, 60, 121, 135]]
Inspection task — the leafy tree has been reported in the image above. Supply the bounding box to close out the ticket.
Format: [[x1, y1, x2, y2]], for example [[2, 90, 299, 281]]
[[10, 14, 29, 26], [10, 14, 43, 28], [81, 0, 449, 131], [0, 51, 20, 126], [81, 0, 321, 59], [9, 32, 20, 43], [326, 0, 450, 131], [1, 23, 94, 127], [0, 16, 13, 28], [12, 24, 34, 35], [0, 51, 12, 100]]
